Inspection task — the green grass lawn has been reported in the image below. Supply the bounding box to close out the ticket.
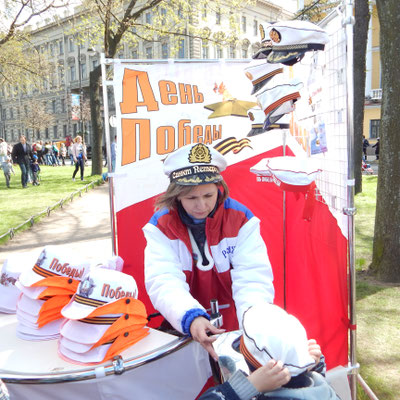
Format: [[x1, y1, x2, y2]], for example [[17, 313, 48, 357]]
[[0, 164, 103, 244], [355, 175, 400, 400]]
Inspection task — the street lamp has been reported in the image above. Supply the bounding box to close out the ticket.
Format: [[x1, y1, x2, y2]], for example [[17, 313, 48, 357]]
[[77, 45, 84, 134]]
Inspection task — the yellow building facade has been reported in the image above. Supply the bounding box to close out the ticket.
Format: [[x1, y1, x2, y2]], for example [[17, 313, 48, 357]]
[[364, 2, 381, 146]]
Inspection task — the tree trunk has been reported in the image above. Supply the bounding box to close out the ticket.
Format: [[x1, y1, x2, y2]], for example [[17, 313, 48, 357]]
[[371, 0, 400, 282], [89, 65, 103, 176], [353, 0, 370, 194]]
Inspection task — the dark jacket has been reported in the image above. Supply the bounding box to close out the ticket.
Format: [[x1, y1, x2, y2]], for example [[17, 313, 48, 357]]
[[11, 142, 32, 165]]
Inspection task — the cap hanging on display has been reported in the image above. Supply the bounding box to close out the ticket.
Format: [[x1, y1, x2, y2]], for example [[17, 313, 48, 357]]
[[163, 143, 227, 186], [254, 20, 329, 66], [247, 107, 268, 137], [240, 303, 316, 376], [256, 79, 303, 129], [244, 60, 284, 95]]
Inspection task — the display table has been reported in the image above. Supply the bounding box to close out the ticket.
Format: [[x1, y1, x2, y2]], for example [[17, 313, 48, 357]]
[[0, 314, 211, 399]]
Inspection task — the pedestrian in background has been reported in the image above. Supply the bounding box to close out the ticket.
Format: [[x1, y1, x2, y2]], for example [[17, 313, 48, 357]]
[[30, 154, 41, 186], [111, 135, 117, 172], [1, 156, 15, 188], [372, 138, 380, 160], [71, 135, 87, 181], [362, 135, 370, 161], [59, 143, 67, 166], [11, 135, 32, 188]]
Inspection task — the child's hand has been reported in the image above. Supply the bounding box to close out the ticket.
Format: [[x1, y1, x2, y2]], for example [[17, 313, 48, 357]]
[[248, 360, 290, 393], [307, 339, 321, 364]]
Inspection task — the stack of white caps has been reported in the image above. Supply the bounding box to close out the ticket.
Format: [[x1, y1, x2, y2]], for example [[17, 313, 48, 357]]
[[15, 246, 91, 340], [244, 60, 284, 95], [256, 79, 303, 130], [0, 252, 37, 313], [59, 268, 149, 365]]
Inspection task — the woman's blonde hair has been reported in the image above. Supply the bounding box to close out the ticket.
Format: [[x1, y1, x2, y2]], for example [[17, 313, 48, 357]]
[[74, 135, 82, 143], [155, 180, 229, 211]]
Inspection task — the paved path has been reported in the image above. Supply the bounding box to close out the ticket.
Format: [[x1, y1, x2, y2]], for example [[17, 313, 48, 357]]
[[0, 182, 113, 266]]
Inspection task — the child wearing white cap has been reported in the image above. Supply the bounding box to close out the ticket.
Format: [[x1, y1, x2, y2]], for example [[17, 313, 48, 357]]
[[199, 303, 339, 400], [143, 143, 275, 361]]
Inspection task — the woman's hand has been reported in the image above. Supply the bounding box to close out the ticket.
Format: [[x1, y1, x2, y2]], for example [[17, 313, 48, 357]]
[[189, 316, 225, 361], [248, 360, 290, 393], [308, 339, 321, 365]]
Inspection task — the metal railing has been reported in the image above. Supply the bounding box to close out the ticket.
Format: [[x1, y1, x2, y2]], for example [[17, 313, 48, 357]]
[[0, 178, 104, 242]]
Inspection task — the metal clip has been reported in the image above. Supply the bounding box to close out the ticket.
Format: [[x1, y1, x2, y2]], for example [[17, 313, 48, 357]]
[[209, 299, 223, 329], [112, 355, 125, 375]]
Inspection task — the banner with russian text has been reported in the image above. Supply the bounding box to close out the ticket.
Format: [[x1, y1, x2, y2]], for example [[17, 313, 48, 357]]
[[111, 57, 348, 373]]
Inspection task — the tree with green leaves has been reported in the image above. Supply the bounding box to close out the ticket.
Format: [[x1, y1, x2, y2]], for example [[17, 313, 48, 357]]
[[371, 0, 400, 282], [0, 0, 69, 87], [69, 0, 255, 175], [20, 98, 55, 141]]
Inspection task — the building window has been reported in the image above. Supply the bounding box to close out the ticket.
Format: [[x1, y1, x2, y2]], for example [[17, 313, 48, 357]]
[[63, 125, 67, 136], [68, 37, 74, 52], [45, 127, 49, 138], [50, 43, 54, 56], [10, 108, 13, 119], [145, 12, 151, 24], [59, 40, 64, 55], [80, 62, 86, 79], [52, 100, 56, 113], [216, 47, 223, 59], [161, 43, 169, 59], [131, 49, 138, 59], [370, 119, 380, 139], [216, 9, 221, 25], [253, 20, 258, 36], [178, 40, 185, 58], [202, 5, 207, 18], [61, 98, 66, 113], [53, 125, 58, 138], [229, 45, 236, 59], [160, 8, 166, 25], [242, 16, 247, 33], [92, 59, 99, 69], [242, 48, 248, 58], [145, 47, 153, 59], [202, 45, 209, 59], [36, 129, 40, 139], [70, 65, 76, 81]]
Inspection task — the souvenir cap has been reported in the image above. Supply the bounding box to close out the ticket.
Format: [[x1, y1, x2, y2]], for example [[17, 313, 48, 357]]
[[0, 253, 35, 313], [241, 303, 315, 376], [18, 246, 90, 288], [263, 99, 296, 130], [256, 79, 303, 128], [61, 268, 138, 320], [244, 61, 284, 95], [163, 143, 227, 186], [247, 107, 267, 137], [251, 156, 321, 192], [263, 20, 329, 65]]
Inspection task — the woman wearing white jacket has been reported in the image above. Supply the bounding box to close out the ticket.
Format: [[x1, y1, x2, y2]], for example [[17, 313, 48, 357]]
[[143, 143, 274, 360]]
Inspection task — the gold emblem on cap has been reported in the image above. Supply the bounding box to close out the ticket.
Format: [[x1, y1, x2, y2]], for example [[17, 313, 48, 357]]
[[248, 111, 255, 121], [188, 143, 211, 164], [269, 28, 281, 43], [259, 24, 265, 41], [245, 71, 253, 80]]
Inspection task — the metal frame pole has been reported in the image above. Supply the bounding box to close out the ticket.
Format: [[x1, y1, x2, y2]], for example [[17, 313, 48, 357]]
[[100, 53, 116, 255], [343, 1, 358, 399]]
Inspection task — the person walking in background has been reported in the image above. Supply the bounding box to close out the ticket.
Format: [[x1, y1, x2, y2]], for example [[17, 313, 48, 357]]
[[1, 156, 15, 188], [71, 135, 87, 181], [67, 144, 74, 166], [11, 135, 32, 188], [36, 140, 44, 165], [30, 154, 41, 186], [59, 143, 67, 166], [362, 135, 370, 161], [372, 138, 380, 160]]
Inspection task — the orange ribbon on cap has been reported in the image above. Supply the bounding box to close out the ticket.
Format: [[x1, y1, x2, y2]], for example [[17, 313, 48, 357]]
[[100, 327, 150, 364], [90, 312, 148, 349], [85, 297, 147, 319], [32, 276, 80, 292], [239, 335, 262, 371]]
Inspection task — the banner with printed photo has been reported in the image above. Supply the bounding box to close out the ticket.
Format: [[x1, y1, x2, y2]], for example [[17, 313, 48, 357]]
[[71, 93, 80, 121]]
